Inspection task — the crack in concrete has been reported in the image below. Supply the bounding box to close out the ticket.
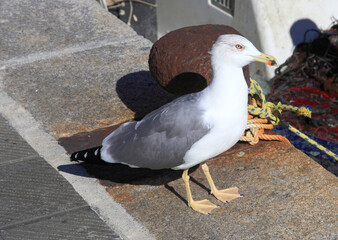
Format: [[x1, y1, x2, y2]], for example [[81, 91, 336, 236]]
[[0, 154, 41, 167], [0, 35, 150, 70], [0, 205, 90, 230]]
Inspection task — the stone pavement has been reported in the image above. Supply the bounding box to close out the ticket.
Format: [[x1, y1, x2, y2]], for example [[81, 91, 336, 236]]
[[0, 115, 122, 240], [0, 0, 337, 239]]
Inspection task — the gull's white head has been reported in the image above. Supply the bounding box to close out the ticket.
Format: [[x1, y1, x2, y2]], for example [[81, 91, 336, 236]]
[[210, 34, 277, 68]]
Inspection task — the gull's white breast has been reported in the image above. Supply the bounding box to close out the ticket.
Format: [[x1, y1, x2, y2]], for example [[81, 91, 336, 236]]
[[173, 73, 248, 170]]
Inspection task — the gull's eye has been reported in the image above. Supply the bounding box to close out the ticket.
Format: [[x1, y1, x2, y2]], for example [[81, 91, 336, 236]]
[[235, 44, 244, 50]]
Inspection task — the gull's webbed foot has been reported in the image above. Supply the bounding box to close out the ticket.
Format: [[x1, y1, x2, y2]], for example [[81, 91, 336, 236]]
[[188, 199, 218, 215], [182, 169, 218, 214], [212, 187, 242, 203], [201, 163, 242, 203]]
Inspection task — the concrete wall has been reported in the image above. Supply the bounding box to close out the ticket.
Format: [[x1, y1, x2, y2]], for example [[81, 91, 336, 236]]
[[157, 0, 338, 83]]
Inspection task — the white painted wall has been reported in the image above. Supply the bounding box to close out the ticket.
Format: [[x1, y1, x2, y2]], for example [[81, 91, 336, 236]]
[[157, 0, 338, 86]]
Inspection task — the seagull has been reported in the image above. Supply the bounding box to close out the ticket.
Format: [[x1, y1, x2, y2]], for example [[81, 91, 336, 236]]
[[71, 34, 277, 214]]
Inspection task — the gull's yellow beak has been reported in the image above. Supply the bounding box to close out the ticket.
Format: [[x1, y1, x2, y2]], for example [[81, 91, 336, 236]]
[[253, 53, 278, 66]]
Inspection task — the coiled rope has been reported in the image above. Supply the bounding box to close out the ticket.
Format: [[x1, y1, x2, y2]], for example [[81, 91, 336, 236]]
[[244, 79, 337, 162]]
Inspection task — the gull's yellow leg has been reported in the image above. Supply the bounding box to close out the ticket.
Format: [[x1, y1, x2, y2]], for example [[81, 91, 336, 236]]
[[201, 163, 242, 202], [182, 169, 218, 214]]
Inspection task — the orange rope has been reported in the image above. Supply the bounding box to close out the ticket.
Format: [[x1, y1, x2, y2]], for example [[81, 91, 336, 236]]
[[241, 99, 290, 145]]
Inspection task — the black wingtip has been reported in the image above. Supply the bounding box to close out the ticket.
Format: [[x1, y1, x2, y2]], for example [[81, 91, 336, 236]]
[[70, 146, 103, 163]]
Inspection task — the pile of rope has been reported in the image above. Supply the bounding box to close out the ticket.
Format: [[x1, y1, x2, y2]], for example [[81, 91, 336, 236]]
[[267, 21, 338, 142], [241, 99, 290, 145], [240, 79, 337, 162]]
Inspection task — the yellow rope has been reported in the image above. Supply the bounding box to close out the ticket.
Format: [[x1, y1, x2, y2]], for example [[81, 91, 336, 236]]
[[269, 102, 312, 118], [286, 124, 338, 160], [247, 78, 338, 161]]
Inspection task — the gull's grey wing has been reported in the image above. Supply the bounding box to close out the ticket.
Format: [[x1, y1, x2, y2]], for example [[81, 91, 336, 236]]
[[101, 92, 210, 169]]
